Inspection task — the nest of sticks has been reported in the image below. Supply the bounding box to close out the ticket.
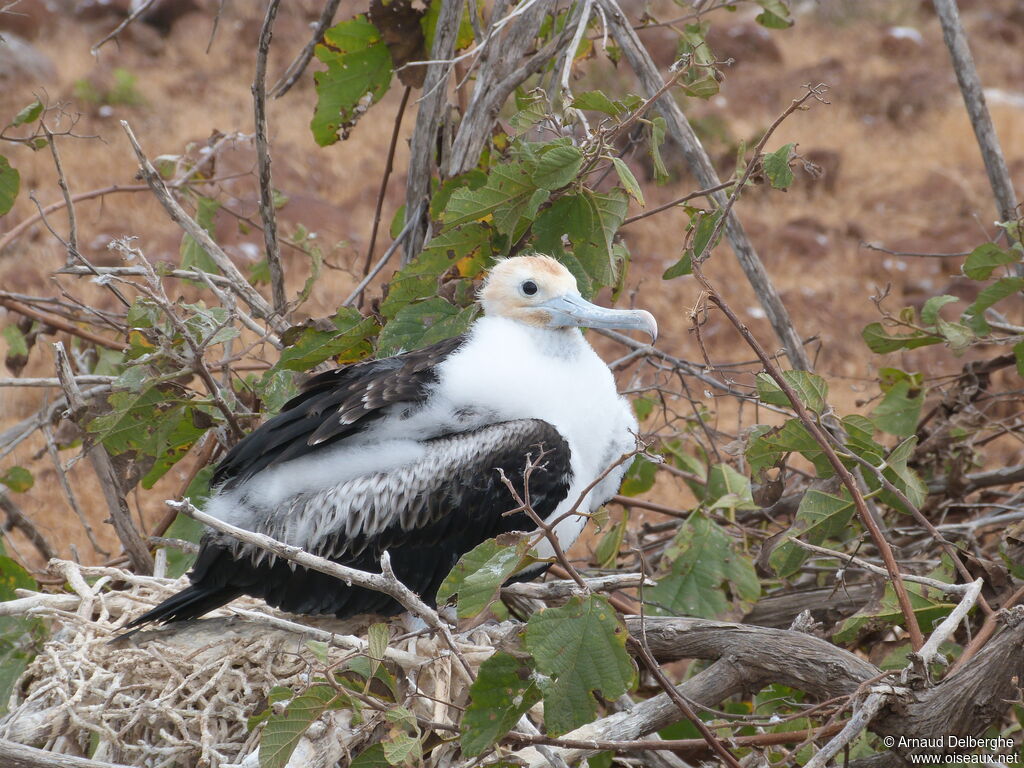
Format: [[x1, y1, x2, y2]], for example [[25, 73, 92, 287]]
[[0, 558, 515, 768]]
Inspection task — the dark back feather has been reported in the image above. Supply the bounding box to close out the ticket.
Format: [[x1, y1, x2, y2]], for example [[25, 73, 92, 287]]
[[213, 335, 468, 489]]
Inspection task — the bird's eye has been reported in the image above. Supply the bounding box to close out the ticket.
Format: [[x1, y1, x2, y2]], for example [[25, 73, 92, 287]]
[[521, 280, 538, 296]]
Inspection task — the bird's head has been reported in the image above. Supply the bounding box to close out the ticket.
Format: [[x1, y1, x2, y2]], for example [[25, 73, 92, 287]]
[[479, 255, 657, 343]]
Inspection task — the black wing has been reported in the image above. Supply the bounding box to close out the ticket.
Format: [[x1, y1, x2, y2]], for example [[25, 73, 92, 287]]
[[213, 334, 468, 490], [127, 419, 572, 625]]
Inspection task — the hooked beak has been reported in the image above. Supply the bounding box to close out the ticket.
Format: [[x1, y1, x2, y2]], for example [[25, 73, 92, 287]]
[[540, 294, 658, 343]]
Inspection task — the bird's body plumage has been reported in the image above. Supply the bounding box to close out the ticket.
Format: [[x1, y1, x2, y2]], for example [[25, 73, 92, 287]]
[[127, 256, 654, 629]]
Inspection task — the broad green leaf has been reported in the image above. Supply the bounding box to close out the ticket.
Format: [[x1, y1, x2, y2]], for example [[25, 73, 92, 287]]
[[376, 298, 478, 356], [350, 744, 389, 767], [437, 535, 533, 618], [842, 414, 885, 465], [648, 511, 759, 618], [254, 368, 299, 416], [2, 325, 28, 358], [179, 196, 221, 274], [665, 208, 723, 279], [572, 90, 629, 116], [524, 595, 636, 735], [509, 99, 548, 136], [763, 143, 795, 189], [619, 455, 657, 496], [382, 222, 493, 319], [648, 116, 669, 184], [754, 0, 794, 28], [610, 157, 644, 206], [532, 190, 628, 287], [382, 732, 421, 766], [756, 370, 829, 414], [769, 490, 855, 577], [532, 144, 583, 190], [259, 684, 341, 768], [920, 295, 959, 326], [963, 242, 1019, 280], [963, 277, 1024, 334], [0, 156, 20, 216], [461, 652, 542, 756], [311, 16, 393, 146], [0, 467, 33, 493], [0, 555, 42, 716], [834, 582, 954, 644], [935, 318, 974, 352], [871, 379, 925, 437], [275, 310, 378, 371], [1015, 341, 1024, 378], [677, 22, 719, 99], [747, 419, 832, 477], [444, 161, 541, 235], [11, 100, 43, 127], [367, 622, 388, 681], [594, 511, 628, 567], [706, 463, 756, 511], [862, 322, 942, 354], [884, 436, 927, 510]]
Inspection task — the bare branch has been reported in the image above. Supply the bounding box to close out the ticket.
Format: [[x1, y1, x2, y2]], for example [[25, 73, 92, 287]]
[[252, 0, 287, 316], [53, 343, 152, 575]]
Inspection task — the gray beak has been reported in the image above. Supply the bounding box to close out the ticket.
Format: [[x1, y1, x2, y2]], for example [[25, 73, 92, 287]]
[[541, 294, 658, 343]]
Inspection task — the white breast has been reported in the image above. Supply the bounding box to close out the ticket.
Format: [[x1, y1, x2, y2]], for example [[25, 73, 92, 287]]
[[436, 317, 637, 554]]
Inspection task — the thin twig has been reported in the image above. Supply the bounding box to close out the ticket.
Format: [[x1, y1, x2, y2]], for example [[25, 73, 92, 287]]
[[253, 0, 287, 316], [91, 0, 158, 52], [53, 342, 153, 575], [342, 202, 424, 307], [0, 488, 56, 563], [932, 0, 1021, 246], [0, 296, 126, 351], [621, 180, 736, 227], [270, 0, 342, 98], [801, 687, 898, 768], [910, 578, 983, 675], [363, 85, 412, 278]]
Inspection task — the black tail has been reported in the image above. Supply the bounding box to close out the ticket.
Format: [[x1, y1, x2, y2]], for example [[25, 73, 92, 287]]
[[124, 584, 244, 630]]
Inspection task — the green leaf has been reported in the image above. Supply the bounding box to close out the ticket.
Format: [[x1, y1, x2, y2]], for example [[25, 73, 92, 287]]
[[572, 90, 629, 116], [532, 145, 584, 190], [311, 15, 393, 146], [350, 744, 389, 768], [254, 368, 299, 416], [1014, 341, 1024, 378], [437, 535, 533, 618], [619, 455, 657, 496], [259, 684, 341, 768], [461, 652, 542, 756], [610, 157, 644, 206], [769, 490, 855, 577], [884, 436, 927, 510], [180, 196, 221, 274], [524, 595, 636, 735], [747, 419, 832, 477], [862, 322, 942, 354], [648, 511, 759, 618], [963, 242, 1019, 281], [871, 379, 925, 437], [532, 190, 628, 288], [0, 155, 20, 217], [0, 467, 33, 493], [648, 116, 669, 184], [594, 511, 628, 567], [382, 222, 493, 319], [754, 0, 794, 28], [377, 298, 478, 356], [382, 732, 421, 766], [11, 100, 43, 127], [763, 143, 795, 189], [962, 277, 1024, 334], [444, 161, 542, 235], [3, 325, 28, 358], [935, 318, 974, 352], [834, 582, 954, 644], [367, 622, 388, 681], [756, 370, 829, 414], [275, 310, 378, 371], [920, 295, 959, 326], [664, 207, 724, 279], [706, 463, 757, 511]]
